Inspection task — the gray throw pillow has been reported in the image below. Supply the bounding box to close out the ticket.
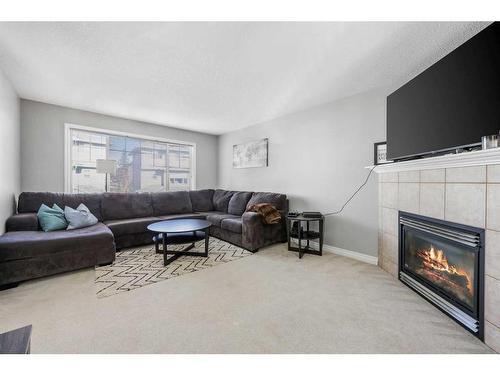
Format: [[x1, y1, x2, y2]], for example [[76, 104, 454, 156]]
[[64, 203, 98, 230]]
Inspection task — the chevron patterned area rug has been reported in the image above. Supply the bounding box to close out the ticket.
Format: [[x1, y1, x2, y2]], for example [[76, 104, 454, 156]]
[[95, 238, 252, 298]]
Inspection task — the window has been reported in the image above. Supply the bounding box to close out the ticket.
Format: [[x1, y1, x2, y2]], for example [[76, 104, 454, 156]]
[[66, 125, 195, 193]]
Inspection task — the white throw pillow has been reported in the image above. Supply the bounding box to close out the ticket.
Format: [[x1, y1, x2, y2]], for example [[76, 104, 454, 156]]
[[64, 203, 98, 230]]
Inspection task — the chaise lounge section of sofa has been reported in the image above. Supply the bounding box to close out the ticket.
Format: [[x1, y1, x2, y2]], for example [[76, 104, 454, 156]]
[[0, 189, 287, 288]]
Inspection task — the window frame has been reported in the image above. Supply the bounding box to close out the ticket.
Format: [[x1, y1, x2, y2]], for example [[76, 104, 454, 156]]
[[64, 123, 197, 193]]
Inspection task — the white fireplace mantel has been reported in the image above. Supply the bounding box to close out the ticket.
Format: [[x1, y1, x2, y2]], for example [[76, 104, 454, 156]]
[[368, 148, 500, 173]]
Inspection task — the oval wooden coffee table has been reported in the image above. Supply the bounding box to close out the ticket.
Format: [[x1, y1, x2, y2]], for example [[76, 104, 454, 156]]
[[147, 219, 211, 266]]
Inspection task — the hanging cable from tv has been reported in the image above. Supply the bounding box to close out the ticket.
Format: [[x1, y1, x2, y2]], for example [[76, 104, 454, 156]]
[[323, 165, 377, 216]]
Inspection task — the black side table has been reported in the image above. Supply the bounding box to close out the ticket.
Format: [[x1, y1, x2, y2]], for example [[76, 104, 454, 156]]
[[286, 215, 324, 259]]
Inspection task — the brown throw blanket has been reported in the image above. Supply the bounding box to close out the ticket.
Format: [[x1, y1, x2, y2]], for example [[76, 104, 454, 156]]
[[246, 203, 281, 224]]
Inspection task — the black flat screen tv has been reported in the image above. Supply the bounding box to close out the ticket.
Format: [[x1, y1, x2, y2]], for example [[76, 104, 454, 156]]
[[387, 22, 500, 161]]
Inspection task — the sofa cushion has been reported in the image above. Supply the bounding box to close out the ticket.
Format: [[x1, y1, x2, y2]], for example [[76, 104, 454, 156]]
[[205, 212, 240, 227], [18, 192, 103, 221], [246, 192, 287, 211], [221, 217, 243, 234], [0, 223, 114, 262], [104, 217, 161, 237], [212, 189, 235, 212], [18, 192, 65, 214], [189, 189, 214, 211], [101, 193, 153, 220], [227, 192, 253, 216], [155, 213, 207, 221], [151, 191, 193, 216]]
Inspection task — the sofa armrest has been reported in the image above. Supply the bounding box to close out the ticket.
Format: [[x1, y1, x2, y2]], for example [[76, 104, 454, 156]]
[[6, 213, 39, 232], [242, 211, 266, 251]]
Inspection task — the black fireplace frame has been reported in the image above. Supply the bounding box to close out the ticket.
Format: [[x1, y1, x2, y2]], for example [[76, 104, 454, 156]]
[[398, 211, 485, 340]]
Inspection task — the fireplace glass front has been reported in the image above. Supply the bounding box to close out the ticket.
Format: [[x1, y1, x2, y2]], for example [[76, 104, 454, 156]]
[[403, 229, 476, 313], [399, 212, 484, 338]]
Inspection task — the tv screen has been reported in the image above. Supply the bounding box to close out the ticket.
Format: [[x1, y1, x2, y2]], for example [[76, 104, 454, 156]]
[[387, 22, 500, 160]]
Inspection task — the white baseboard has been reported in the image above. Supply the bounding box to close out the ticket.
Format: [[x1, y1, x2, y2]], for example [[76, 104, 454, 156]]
[[290, 239, 378, 265]]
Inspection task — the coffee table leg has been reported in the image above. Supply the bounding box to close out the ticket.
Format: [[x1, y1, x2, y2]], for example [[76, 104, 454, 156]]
[[163, 233, 168, 266], [204, 228, 209, 257], [192, 231, 197, 254]]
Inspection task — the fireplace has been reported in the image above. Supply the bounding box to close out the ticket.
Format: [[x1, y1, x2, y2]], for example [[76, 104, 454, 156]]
[[398, 212, 485, 339]]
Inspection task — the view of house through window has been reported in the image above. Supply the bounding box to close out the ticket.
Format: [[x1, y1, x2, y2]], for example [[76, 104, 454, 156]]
[[68, 127, 194, 193]]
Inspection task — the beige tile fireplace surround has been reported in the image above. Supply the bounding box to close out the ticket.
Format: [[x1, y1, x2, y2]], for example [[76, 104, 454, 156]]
[[376, 149, 500, 353]]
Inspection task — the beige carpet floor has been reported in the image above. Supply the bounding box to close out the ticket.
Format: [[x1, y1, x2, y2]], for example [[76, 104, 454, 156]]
[[0, 243, 494, 353]]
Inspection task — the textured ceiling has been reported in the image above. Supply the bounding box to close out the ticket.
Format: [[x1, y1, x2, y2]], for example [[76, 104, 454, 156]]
[[0, 22, 489, 134]]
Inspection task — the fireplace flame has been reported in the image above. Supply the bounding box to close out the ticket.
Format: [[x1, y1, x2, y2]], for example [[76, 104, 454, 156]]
[[420, 246, 472, 294]]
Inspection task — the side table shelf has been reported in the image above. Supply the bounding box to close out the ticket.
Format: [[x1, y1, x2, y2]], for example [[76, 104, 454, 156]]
[[286, 215, 324, 259]]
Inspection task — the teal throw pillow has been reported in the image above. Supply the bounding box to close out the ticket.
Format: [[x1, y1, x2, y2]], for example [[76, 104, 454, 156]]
[[37, 204, 68, 232]]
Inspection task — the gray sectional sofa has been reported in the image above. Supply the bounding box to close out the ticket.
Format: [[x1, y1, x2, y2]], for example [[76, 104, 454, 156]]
[[0, 189, 287, 288]]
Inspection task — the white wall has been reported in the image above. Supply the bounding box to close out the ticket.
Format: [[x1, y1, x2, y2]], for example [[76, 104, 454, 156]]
[[0, 68, 20, 233], [20, 100, 218, 192], [218, 90, 386, 256]]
